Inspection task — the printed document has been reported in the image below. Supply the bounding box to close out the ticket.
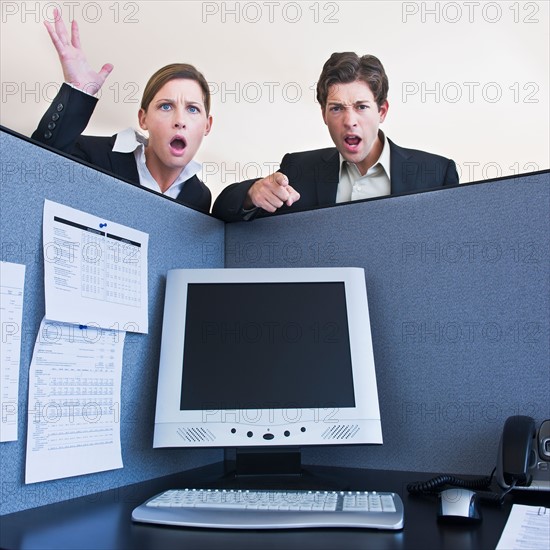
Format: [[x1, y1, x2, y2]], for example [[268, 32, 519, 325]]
[[25, 318, 125, 483], [496, 504, 550, 550], [43, 200, 149, 333], [0, 261, 26, 442]]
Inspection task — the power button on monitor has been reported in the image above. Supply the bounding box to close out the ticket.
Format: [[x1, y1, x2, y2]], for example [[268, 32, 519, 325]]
[[263, 433, 274, 440]]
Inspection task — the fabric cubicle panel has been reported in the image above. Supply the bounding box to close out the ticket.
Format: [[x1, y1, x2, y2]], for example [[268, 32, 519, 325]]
[[0, 129, 224, 515], [225, 173, 550, 476]]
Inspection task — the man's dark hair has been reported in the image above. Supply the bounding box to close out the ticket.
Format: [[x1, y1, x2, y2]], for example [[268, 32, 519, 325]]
[[316, 52, 389, 110]]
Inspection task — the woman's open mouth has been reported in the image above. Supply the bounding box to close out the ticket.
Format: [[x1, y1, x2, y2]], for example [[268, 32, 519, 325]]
[[169, 136, 187, 155]]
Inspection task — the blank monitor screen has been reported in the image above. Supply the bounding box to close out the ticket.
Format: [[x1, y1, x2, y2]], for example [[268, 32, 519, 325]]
[[180, 282, 355, 411]]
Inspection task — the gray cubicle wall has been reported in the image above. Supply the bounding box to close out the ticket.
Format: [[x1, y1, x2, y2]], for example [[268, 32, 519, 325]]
[[0, 130, 224, 515], [1, 126, 548, 516], [225, 173, 550, 476]]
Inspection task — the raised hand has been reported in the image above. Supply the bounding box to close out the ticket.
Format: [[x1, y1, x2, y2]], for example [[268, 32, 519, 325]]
[[44, 8, 113, 95]]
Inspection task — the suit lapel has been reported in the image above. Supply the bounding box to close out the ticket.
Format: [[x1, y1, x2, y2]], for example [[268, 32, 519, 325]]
[[176, 175, 200, 205], [106, 135, 141, 184], [316, 142, 418, 204], [389, 139, 415, 194], [111, 154, 140, 185], [107, 135, 208, 213], [316, 148, 340, 205]]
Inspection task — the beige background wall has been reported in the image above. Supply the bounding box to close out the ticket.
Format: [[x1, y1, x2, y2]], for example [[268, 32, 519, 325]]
[[1, 1, 548, 205]]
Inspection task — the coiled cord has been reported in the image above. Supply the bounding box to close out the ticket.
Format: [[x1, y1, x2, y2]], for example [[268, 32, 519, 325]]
[[407, 474, 493, 494], [406, 469, 511, 505]]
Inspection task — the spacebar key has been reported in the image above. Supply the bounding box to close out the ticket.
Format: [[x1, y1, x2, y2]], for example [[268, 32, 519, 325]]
[[193, 502, 246, 509]]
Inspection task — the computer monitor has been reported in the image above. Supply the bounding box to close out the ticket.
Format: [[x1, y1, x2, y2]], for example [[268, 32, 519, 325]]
[[153, 267, 382, 464]]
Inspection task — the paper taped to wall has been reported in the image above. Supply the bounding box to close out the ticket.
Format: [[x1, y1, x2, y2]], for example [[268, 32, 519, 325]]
[[42, 200, 149, 334], [25, 318, 125, 484], [0, 261, 26, 442]]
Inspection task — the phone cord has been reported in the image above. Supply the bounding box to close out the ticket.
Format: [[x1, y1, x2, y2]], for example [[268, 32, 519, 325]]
[[406, 472, 506, 504], [407, 474, 492, 493]]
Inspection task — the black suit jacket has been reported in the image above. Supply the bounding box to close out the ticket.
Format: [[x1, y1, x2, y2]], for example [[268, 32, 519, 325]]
[[32, 83, 211, 214], [212, 141, 459, 221]]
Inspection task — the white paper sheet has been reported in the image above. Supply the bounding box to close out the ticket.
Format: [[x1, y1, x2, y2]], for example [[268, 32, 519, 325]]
[[496, 504, 550, 550], [1, 261, 26, 442], [25, 318, 125, 483], [42, 200, 149, 333]]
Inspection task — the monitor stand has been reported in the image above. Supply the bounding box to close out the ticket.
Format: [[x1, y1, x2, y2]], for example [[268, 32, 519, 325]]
[[232, 447, 302, 476], [219, 448, 348, 491]]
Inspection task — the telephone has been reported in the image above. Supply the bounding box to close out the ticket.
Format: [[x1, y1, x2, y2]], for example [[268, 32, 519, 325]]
[[407, 416, 550, 502], [496, 416, 550, 492]]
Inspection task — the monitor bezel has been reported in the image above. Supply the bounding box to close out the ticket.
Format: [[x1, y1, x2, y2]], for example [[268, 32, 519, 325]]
[[153, 267, 382, 448]]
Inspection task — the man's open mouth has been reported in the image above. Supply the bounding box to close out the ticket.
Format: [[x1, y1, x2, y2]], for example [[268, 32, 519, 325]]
[[344, 135, 361, 148]]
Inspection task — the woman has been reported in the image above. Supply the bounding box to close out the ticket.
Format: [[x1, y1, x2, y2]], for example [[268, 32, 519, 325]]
[[32, 11, 213, 213]]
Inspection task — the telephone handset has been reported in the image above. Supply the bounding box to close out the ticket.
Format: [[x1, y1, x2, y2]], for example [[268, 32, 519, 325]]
[[496, 416, 550, 491]]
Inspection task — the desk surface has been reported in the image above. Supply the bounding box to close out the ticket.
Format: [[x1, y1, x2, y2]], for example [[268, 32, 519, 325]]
[[1, 463, 545, 550]]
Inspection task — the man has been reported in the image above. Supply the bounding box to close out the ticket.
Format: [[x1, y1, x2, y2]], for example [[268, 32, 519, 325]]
[[213, 52, 459, 222]]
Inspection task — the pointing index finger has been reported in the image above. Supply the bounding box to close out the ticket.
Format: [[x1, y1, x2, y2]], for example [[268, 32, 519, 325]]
[[273, 172, 289, 187]]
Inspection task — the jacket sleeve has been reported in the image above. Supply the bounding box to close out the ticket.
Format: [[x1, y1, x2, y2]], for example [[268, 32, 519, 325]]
[[212, 178, 261, 222], [212, 152, 307, 222], [443, 159, 460, 185], [31, 83, 98, 156]]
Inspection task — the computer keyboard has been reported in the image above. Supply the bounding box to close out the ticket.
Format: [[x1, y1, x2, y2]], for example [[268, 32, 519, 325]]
[[132, 488, 404, 529]]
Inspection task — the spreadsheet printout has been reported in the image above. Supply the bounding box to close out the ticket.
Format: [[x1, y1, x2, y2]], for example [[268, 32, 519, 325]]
[[42, 200, 149, 334], [25, 318, 125, 483], [0, 261, 26, 442]]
